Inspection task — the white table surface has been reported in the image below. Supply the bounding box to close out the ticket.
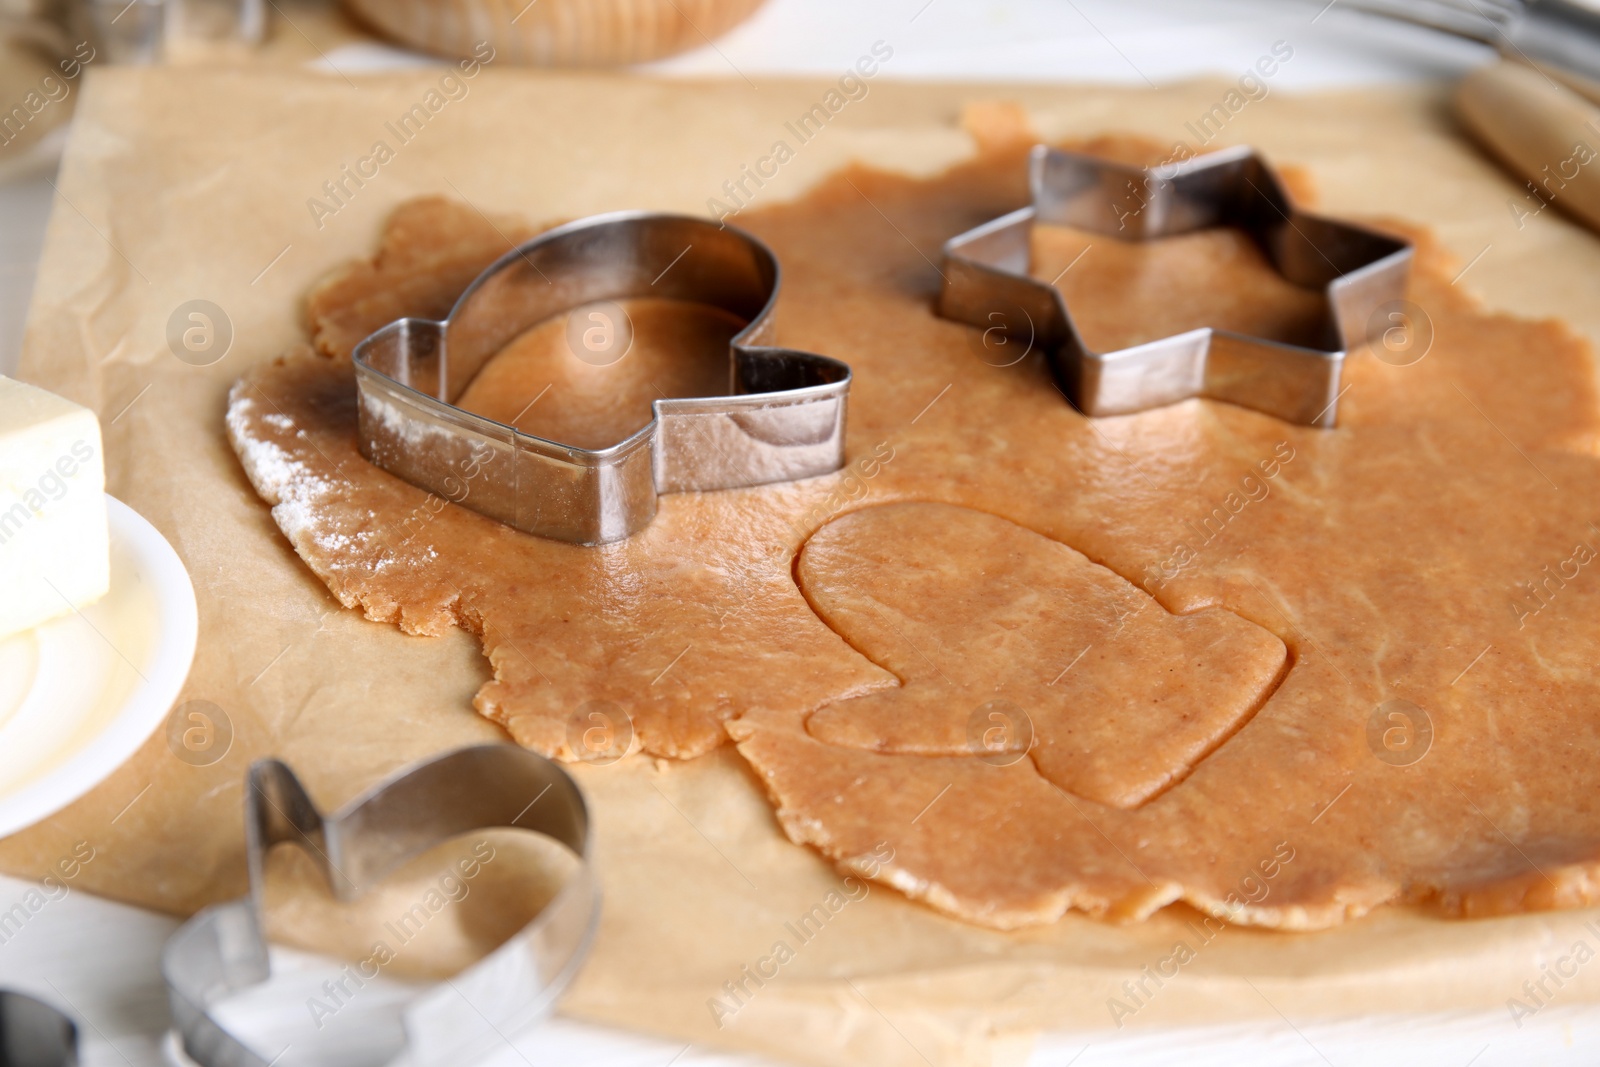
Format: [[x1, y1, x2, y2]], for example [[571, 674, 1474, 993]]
[[3, 1, 1596, 1063]]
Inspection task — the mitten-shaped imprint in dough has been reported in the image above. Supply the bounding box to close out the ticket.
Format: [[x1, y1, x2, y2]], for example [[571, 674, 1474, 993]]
[[799, 502, 1287, 808]]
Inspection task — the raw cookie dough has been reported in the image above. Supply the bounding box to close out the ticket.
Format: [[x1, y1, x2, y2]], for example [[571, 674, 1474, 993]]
[[800, 501, 1287, 809], [230, 136, 1600, 931]]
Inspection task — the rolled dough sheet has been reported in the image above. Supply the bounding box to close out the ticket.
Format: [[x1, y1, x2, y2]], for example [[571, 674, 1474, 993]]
[[233, 126, 1600, 933]]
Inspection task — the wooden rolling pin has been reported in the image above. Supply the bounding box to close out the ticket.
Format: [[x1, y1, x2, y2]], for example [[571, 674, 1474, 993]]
[[1456, 58, 1600, 235]]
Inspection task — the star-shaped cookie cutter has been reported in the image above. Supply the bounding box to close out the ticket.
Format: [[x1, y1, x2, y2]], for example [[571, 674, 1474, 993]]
[[938, 144, 1413, 427], [353, 212, 851, 545], [162, 744, 597, 1067]]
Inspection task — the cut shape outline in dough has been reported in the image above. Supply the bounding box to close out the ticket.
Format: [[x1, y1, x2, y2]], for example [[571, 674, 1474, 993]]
[[792, 500, 1290, 809]]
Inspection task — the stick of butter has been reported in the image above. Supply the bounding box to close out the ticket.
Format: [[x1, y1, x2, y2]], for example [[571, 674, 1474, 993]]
[[0, 376, 110, 639]]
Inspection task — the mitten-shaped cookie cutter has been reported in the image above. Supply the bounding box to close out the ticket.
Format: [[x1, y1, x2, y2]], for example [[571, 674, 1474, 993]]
[[353, 212, 851, 545], [939, 144, 1413, 427], [162, 744, 596, 1067]]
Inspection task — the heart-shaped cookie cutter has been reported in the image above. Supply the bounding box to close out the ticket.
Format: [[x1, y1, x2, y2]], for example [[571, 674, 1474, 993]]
[[939, 144, 1414, 427], [162, 744, 596, 1067], [0, 991, 75, 1066], [353, 212, 852, 545]]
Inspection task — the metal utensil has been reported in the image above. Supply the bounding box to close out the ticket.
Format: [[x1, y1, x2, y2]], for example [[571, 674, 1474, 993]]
[[0, 991, 75, 1067], [937, 144, 1413, 427], [1328, 0, 1600, 101], [162, 744, 597, 1067], [353, 212, 851, 546]]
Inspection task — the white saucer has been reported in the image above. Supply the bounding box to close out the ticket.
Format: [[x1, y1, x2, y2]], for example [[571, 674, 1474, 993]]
[[0, 495, 198, 839]]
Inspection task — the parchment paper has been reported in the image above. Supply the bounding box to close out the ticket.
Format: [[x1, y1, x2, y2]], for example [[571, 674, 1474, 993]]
[[7, 64, 1600, 1067]]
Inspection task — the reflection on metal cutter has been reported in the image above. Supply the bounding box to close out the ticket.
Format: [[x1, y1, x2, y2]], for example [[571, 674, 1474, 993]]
[[162, 744, 597, 1067], [938, 144, 1414, 427], [354, 212, 851, 545]]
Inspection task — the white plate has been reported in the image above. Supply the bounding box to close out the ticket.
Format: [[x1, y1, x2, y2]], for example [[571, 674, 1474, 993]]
[[0, 495, 198, 838]]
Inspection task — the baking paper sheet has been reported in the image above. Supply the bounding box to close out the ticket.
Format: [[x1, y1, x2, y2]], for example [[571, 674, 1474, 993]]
[[7, 63, 1600, 1066]]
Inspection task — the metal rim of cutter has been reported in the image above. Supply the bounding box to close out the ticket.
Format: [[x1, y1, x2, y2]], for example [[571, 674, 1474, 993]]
[[161, 744, 598, 1067], [352, 211, 852, 546], [0, 991, 76, 1067], [938, 144, 1415, 428]]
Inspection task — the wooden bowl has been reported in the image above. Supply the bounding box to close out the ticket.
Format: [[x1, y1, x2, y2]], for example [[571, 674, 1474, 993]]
[[343, 0, 769, 66]]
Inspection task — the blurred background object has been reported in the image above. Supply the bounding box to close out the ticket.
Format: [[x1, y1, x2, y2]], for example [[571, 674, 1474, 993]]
[[1337, 0, 1600, 101], [0, 0, 84, 176], [163, 0, 265, 61], [84, 0, 163, 62], [1455, 57, 1600, 234], [340, 0, 769, 66], [0, 0, 1516, 382], [1327, 0, 1600, 236]]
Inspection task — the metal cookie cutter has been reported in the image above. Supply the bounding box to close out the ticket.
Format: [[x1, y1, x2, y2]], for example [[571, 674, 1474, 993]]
[[0, 991, 75, 1066], [938, 144, 1414, 427], [353, 212, 852, 545], [162, 744, 597, 1067]]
